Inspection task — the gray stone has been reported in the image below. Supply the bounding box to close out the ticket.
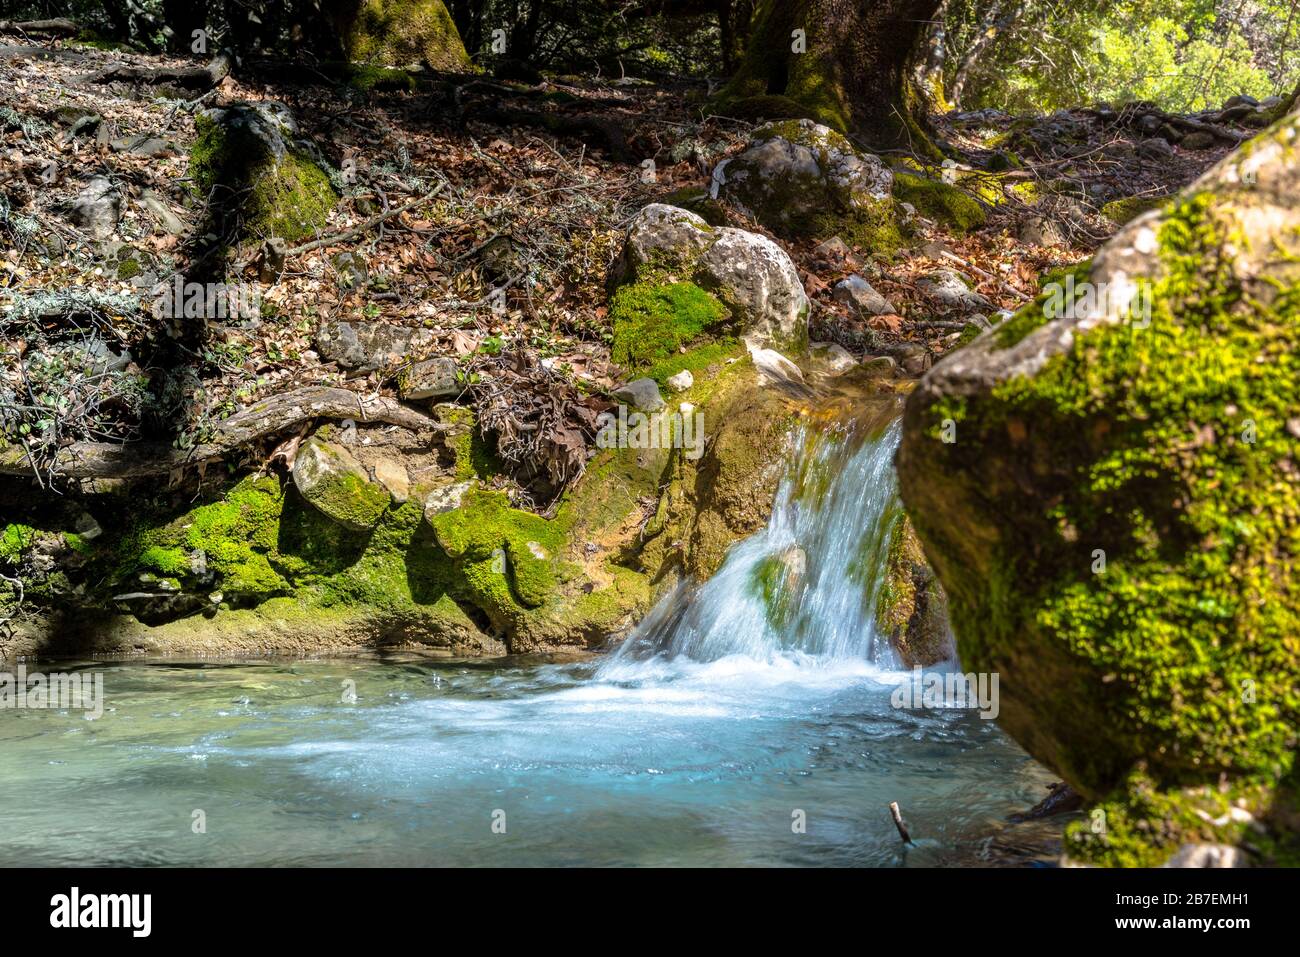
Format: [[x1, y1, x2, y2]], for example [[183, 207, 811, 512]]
[[614, 203, 810, 351], [1138, 137, 1175, 159], [833, 274, 895, 316], [613, 377, 664, 411], [712, 119, 892, 237], [291, 438, 390, 532], [316, 320, 437, 370], [1181, 130, 1217, 150], [68, 176, 121, 239], [399, 357, 460, 401], [140, 190, 186, 236], [423, 481, 474, 523], [916, 268, 993, 313], [1019, 216, 1065, 248], [111, 134, 173, 157]]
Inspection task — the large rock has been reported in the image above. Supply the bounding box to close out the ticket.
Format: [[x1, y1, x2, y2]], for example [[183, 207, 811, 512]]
[[335, 0, 471, 72], [711, 119, 892, 238], [610, 203, 809, 354], [897, 108, 1300, 865], [398, 357, 459, 400], [292, 437, 390, 531]]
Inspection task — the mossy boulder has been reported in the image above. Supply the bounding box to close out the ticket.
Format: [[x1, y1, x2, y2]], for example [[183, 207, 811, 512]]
[[875, 514, 953, 668], [1100, 194, 1168, 225], [897, 109, 1300, 865], [611, 203, 810, 355], [190, 102, 336, 243], [292, 437, 391, 532], [712, 119, 894, 240], [336, 0, 470, 71]]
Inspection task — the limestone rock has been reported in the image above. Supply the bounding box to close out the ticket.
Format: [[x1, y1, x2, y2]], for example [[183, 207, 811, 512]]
[[833, 274, 895, 316], [292, 438, 389, 532], [808, 341, 856, 376], [423, 480, 473, 523], [316, 320, 436, 370], [666, 369, 694, 392], [611, 204, 810, 353], [712, 119, 892, 237], [916, 268, 993, 313], [68, 177, 121, 239], [370, 458, 410, 503], [399, 357, 459, 400]]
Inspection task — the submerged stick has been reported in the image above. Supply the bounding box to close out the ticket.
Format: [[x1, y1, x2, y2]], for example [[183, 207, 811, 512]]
[[889, 801, 915, 846]]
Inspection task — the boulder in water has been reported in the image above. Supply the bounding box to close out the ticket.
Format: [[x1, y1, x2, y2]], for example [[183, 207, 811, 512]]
[[897, 107, 1300, 865]]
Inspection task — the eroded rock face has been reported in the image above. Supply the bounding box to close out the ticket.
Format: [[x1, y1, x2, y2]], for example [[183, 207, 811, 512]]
[[611, 203, 809, 353], [712, 119, 892, 237], [896, 108, 1300, 864]]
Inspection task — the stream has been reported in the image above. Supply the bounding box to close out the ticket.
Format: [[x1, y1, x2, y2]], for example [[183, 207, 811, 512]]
[[0, 417, 1063, 866]]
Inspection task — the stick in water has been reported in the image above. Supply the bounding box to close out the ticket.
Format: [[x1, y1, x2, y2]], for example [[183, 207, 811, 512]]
[[889, 801, 914, 845]]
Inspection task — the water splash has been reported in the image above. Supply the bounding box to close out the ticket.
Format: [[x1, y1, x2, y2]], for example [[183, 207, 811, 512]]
[[605, 417, 908, 671]]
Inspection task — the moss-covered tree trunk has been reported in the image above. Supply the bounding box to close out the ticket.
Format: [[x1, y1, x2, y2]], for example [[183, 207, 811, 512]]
[[715, 0, 944, 154], [324, 0, 471, 71]]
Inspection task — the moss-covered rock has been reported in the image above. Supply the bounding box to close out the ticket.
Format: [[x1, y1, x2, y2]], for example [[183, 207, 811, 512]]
[[875, 513, 953, 667], [292, 438, 391, 532], [190, 102, 337, 243], [336, 0, 470, 71], [1100, 194, 1169, 225], [611, 204, 810, 355], [893, 171, 987, 233], [897, 109, 1300, 865]]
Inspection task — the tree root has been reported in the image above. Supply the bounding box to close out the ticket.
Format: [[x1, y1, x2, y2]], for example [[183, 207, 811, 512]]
[[77, 53, 232, 90], [0, 387, 446, 481]]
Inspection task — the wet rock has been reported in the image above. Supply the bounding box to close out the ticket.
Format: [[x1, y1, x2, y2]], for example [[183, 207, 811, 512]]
[[833, 274, 895, 316], [1163, 844, 1244, 868], [67, 176, 121, 239], [292, 437, 390, 532], [809, 341, 856, 376], [613, 377, 664, 411], [860, 355, 897, 379]]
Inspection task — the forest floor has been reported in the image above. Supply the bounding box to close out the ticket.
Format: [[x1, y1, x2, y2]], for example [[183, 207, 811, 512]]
[[0, 39, 1260, 494]]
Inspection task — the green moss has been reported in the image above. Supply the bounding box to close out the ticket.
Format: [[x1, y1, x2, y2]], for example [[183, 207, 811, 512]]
[[190, 111, 337, 243], [893, 172, 987, 232], [750, 551, 800, 631], [301, 447, 391, 531], [1101, 194, 1168, 225], [430, 489, 564, 612], [342, 0, 471, 72], [0, 524, 35, 564], [909, 188, 1300, 862], [641, 339, 743, 391], [115, 258, 141, 280], [609, 281, 729, 373], [346, 64, 417, 92]]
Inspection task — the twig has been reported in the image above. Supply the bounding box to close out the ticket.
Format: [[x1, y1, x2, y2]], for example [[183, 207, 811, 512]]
[[889, 801, 915, 846]]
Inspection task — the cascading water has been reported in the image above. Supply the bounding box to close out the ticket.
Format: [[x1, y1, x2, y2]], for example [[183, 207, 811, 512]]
[[0, 409, 1058, 867], [605, 418, 910, 670]]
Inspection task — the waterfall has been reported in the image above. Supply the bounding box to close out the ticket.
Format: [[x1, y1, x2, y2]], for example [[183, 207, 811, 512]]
[[603, 417, 906, 670]]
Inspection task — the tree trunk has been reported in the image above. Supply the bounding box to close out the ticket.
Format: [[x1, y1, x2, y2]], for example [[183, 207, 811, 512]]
[[949, 0, 1019, 109], [715, 0, 945, 155]]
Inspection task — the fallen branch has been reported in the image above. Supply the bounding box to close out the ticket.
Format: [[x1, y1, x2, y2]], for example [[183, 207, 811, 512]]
[[889, 801, 915, 846], [0, 18, 80, 37], [78, 53, 232, 90], [0, 387, 446, 480]]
